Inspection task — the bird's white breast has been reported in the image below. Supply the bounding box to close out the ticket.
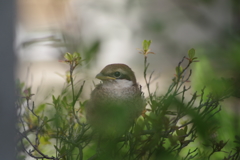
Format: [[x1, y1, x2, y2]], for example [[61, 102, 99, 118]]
[[100, 79, 134, 98], [102, 79, 133, 89]]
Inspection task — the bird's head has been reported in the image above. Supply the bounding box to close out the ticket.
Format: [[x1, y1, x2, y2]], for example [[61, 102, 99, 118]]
[[96, 63, 137, 85]]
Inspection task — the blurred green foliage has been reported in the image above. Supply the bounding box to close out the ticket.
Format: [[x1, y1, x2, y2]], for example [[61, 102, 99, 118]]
[[16, 41, 240, 160]]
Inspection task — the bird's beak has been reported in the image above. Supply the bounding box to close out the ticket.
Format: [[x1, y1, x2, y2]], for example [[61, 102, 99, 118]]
[[96, 73, 115, 80]]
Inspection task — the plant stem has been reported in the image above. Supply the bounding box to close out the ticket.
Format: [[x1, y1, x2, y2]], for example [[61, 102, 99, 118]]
[[144, 56, 153, 105], [70, 63, 75, 103]]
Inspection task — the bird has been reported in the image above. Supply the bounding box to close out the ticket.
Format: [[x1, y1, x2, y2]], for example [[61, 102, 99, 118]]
[[86, 63, 145, 136]]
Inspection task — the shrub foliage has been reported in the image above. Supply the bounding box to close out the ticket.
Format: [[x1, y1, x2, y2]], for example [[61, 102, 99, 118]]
[[16, 41, 240, 160]]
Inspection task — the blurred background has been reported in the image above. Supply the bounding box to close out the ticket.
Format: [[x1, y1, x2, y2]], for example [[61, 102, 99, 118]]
[[16, 0, 240, 99], [16, 0, 240, 110], [14, 0, 240, 159], [16, 0, 237, 102]]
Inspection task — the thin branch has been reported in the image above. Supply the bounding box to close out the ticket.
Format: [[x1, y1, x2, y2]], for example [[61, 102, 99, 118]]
[[18, 131, 56, 159]]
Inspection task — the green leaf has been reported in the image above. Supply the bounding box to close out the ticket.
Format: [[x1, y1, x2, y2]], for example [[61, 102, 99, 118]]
[[64, 52, 72, 61], [52, 95, 60, 106], [35, 104, 46, 114], [175, 66, 183, 75], [83, 40, 100, 63], [54, 145, 61, 153], [188, 48, 195, 59], [168, 135, 179, 146], [176, 128, 186, 137], [148, 112, 157, 121], [43, 116, 48, 122], [44, 123, 51, 130], [142, 40, 152, 50], [184, 125, 188, 133], [72, 52, 81, 59], [148, 40, 152, 47], [39, 136, 51, 145], [52, 95, 56, 102], [134, 118, 144, 135]]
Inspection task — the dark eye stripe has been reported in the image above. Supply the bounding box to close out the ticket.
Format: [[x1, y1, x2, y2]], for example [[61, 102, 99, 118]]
[[105, 72, 131, 81], [119, 74, 131, 81]]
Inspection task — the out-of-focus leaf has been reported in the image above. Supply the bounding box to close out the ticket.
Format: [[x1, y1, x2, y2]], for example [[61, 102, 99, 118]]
[[188, 48, 195, 59], [83, 40, 101, 63], [39, 136, 51, 145], [142, 40, 152, 51], [35, 104, 46, 114], [175, 66, 183, 75]]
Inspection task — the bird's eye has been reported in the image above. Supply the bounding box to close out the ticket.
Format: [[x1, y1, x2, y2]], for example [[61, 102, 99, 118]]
[[113, 71, 121, 78]]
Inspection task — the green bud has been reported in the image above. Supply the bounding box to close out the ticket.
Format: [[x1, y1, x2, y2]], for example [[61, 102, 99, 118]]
[[64, 52, 73, 61], [188, 48, 195, 59], [175, 66, 183, 75]]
